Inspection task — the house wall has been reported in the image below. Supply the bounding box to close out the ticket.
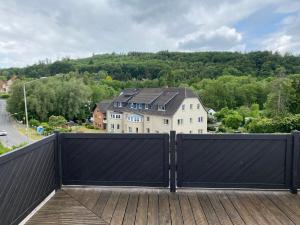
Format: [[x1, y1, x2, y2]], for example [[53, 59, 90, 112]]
[[93, 108, 106, 129], [107, 97, 207, 134], [143, 115, 172, 133], [123, 112, 144, 133], [172, 98, 207, 134], [106, 110, 124, 133], [0, 81, 7, 92]]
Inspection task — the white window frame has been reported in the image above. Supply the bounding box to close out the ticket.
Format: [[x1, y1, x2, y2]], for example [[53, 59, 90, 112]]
[[177, 119, 183, 125], [158, 105, 166, 111], [163, 119, 169, 125]]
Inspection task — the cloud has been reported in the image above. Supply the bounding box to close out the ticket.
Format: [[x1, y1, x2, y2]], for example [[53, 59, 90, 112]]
[[0, 0, 299, 68], [178, 26, 244, 51], [261, 12, 300, 54]]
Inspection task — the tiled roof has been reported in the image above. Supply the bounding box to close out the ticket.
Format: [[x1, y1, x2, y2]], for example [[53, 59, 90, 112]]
[[93, 100, 112, 113], [108, 87, 199, 116]]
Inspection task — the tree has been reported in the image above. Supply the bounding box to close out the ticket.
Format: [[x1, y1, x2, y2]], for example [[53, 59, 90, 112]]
[[48, 115, 67, 128], [7, 77, 92, 122], [265, 77, 294, 117], [289, 74, 300, 114], [250, 104, 260, 117], [223, 112, 243, 129]]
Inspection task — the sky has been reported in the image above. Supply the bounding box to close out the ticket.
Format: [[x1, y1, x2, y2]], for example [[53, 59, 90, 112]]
[[0, 0, 300, 68]]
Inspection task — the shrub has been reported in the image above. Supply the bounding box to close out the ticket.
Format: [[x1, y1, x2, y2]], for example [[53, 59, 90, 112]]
[[223, 112, 243, 129], [218, 125, 227, 133], [246, 114, 300, 133], [85, 123, 95, 129], [29, 119, 40, 127], [48, 115, 67, 128], [0, 93, 9, 99], [40, 122, 54, 134]]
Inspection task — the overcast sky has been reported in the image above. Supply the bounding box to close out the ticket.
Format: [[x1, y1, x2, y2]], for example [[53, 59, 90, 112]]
[[1, 0, 300, 68]]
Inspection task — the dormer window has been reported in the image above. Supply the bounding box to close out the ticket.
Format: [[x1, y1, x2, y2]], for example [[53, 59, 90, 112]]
[[158, 105, 166, 111], [145, 104, 149, 110], [117, 102, 122, 107], [130, 103, 137, 109]]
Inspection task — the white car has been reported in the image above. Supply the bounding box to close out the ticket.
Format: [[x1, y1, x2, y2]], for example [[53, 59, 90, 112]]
[[0, 130, 7, 136]]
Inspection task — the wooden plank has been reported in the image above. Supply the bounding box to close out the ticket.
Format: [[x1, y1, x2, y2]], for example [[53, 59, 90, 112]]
[[101, 192, 120, 223], [178, 193, 196, 225], [110, 193, 129, 225], [147, 192, 159, 225], [169, 193, 184, 225], [198, 192, 221, 225], [92, 191, 112, 217], [187, 192, 208, 225], [83, 190, 102, 210], [26, 190, 107, 225], [123, 193, 139, 225], [158, 191, 171, 225], [258, 194, 294, 225], [268, 193, 300, 224], [274, 192, 300, 215], [226, 192, 258, 225], [247, 193, 283, 225], [135, 192, 148, 225], [237, 192, 270, 225], [207, 193, 233, 225], [217, 192, 245, 225]]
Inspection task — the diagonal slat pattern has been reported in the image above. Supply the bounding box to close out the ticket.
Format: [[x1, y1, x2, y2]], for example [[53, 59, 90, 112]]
[[0, 136, 57, 225]]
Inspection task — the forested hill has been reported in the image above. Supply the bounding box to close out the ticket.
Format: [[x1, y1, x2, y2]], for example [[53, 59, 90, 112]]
[[1, 51, 300, 80]]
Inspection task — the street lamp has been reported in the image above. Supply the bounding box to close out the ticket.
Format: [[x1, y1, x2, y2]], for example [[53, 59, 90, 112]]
[[23, 77, 48, 140]]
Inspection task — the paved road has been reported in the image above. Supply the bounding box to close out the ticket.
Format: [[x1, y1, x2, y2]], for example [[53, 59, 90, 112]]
[[0, 99, 29, 147]]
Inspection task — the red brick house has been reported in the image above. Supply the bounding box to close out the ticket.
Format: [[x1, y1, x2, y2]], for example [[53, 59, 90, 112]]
[[92, 100, 112, 129]]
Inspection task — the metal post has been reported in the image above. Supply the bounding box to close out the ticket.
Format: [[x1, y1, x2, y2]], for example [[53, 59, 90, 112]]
[[291, 131, 300, 194], [54, 131, 62, 189], [23, 83, 29, 141], [170, 130, 176, 192]]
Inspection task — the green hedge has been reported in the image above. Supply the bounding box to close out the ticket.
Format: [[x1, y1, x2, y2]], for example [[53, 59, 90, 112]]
[[247, 114, 300, 133]]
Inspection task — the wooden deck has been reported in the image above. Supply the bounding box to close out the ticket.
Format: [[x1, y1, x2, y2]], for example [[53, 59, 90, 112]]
[[25, 187, 300, 225]]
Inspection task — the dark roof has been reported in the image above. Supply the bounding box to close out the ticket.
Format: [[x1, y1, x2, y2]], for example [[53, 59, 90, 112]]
[[128, 89, 163, 104], [155, 91, 179, 105], [93, 100, 112, 113], [108, 87, 200, 116]]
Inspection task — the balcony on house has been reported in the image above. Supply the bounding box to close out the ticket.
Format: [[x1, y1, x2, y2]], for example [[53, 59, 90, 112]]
[[1, 131, 300, 225]]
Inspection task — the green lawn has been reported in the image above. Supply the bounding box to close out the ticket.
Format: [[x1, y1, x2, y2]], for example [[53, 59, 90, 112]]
[[0, 142, 10, 155], [0, 142, 28, 155]]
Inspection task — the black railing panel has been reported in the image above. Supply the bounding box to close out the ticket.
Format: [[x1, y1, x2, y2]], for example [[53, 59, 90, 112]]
[[61, 133, 169, 187], [0, 136, 56, 225], [177, 134, 293, 189], [294, 131, 300, 190]]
